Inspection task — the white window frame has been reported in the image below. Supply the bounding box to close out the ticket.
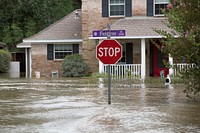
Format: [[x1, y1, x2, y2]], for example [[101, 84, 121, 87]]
[[54, 44, 73, 60], [109, 0, 125, 17], [154, 0, 170, 16]]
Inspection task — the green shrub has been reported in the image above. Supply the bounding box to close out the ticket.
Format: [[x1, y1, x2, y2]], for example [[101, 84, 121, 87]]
[[61, 54, 88, 77], [0, 50, 12, 73]]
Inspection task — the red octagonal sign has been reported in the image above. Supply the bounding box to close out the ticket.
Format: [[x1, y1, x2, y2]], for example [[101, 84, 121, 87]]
[[96, 39, 122, 64]]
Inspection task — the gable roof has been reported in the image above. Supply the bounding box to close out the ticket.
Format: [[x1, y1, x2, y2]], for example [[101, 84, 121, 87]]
[[23, 9, 82, 43], [90, 17, 176, 39]]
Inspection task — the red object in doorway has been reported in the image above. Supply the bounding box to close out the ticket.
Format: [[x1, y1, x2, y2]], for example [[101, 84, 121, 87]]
[[153, 44, 169, 77]]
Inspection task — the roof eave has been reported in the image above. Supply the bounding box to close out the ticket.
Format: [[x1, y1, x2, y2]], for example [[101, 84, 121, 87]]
[[17, 45, 31, 48], [89, 35, 179, 40], [17, 43, 31, 48], [23, 39, 83, 43]]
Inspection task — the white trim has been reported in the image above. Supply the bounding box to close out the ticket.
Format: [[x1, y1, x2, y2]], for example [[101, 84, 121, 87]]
[[98, 39, 104, 73], [90, 36, 170, 40], [29, 48, 32, 78], [141, 38, 146, 80], [25, 48, 32, 78], [25, 48, 28, 78], [169, 54, 174, 75], [17, 45, 31, 48], [17, 43, 31, 48], [99, 61, 104, 73], [23, 39, 83, 43], [90, 35, 179, 40]]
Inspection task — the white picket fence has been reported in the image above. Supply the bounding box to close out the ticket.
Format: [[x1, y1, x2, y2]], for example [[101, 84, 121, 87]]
[[102, 64, 141, 79], [174, 63, 196, 76]]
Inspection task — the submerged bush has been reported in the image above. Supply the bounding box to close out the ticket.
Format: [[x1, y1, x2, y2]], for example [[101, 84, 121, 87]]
[[0, 50, 12, 73], [62, 54, 88, 77]]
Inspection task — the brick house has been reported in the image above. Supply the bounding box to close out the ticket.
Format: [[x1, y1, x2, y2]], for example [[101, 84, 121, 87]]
[[18, 0, 176, 78], [17, 9, 82, 78]]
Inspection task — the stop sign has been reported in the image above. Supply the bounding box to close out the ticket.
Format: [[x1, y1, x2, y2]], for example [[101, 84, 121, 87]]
[[96, 39, 122, 64]]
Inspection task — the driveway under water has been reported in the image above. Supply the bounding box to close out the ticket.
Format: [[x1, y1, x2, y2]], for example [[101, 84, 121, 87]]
[[0, 78, 200, 133]]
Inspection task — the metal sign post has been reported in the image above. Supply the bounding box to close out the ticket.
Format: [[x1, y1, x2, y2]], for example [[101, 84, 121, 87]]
[[108, 64, 111, 104], [107, 24, 111, 105]]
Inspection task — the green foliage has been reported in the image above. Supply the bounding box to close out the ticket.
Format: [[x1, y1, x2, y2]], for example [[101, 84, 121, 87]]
[[157, 0, 200, 98], [0, 0, 81, 51], [62, 54, 89, 77], [92, 72, 107, 78], [0, 50, 11, 73]]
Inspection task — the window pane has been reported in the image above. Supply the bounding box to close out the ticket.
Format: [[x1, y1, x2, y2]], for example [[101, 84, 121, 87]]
[[155, 4, 168, 15], [54, 44, 73, 59], [64, 45, 73, 51], [55, 44, 72, 51], [55, 52, 72, 59], [110, 5, 124, 16], [110, 0, 124, 4], [55, 44, 62, 51]]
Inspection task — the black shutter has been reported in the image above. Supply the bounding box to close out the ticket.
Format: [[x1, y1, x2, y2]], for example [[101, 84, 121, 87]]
[[126, 43, 133, 64], [47, 44, 53, 60], [102, 0, 109, 17], [125, 0, 132, 17], [73, 44, 79, 54], [147, 0, 154, 16]]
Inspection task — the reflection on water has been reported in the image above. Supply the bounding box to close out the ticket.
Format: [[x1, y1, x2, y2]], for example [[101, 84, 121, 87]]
[[0, 78, 200, 133]]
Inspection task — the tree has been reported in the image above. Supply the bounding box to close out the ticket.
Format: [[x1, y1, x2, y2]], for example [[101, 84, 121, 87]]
[[0, 0, 81, 51], [158, 0, 200, 99], [0, 50, 11, 73]]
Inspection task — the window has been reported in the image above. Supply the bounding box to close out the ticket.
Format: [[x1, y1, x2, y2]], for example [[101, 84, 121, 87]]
[[54, 44, 73, 60], [102, 0, 132, 17], [47, 44, 79, 60], [109, 0, 125, 17], [154, 0, 170, 16]]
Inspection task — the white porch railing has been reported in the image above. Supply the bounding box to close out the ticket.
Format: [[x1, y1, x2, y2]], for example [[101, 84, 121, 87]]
[[174, 63, 196, 76], [102, 64, 141, 79], [101, 63, 195, 79]]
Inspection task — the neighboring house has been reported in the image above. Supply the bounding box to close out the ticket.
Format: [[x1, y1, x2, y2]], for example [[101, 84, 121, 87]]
[[17, 9, 82, 78], [18, 0, 178, 78]]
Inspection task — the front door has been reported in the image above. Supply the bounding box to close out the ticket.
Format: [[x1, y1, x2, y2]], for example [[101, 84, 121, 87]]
[[152, 44, 169, 77]]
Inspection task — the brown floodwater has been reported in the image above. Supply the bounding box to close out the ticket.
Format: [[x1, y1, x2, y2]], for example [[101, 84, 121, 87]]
[[0, 78, 199, 133]]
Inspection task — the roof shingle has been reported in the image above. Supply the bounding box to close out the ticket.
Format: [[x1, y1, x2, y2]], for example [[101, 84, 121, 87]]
[[104, 17, 174, 38]]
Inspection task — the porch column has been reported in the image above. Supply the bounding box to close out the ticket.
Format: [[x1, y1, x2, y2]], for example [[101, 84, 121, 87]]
[[25, 48, 32, 78], [25, 48, 28, 78], [141, 38, 146, 80], [169, 54, 174, 76], [99, 61, 104, 73], [98, 39, 104, 73]]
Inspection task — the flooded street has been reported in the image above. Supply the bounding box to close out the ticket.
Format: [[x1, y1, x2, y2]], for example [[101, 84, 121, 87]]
[[0, 78, 200, 133]]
